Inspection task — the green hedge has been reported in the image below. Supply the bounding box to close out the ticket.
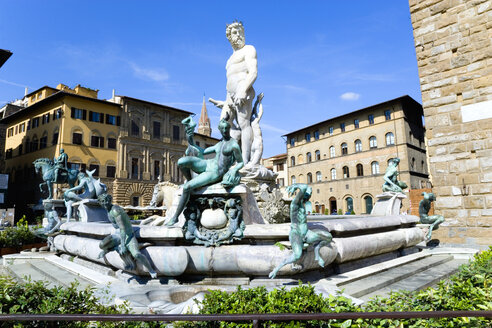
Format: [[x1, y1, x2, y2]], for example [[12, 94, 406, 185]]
[[0, 276, 160, 327], [0, 217, 43, 249], [177, 247, 492, 328]]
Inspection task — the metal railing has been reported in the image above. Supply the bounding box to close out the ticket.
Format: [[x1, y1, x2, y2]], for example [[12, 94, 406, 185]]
[[1, 311, 491, 327]]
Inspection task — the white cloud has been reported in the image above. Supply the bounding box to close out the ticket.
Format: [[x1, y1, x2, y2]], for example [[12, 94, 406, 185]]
[[0, 79, 29, 88], [261, 122, 289, 134], [129, 62, 169, 82], [340, 92, 360, 101]]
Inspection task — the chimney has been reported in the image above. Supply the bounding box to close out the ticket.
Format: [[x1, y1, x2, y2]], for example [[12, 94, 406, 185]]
[[24, 87, 28, 96]]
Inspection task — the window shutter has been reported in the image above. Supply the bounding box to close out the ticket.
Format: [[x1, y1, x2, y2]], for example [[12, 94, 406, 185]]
[[116, 116, 121, 126], [71, 108, 75, 118], [89, 111, 93, 122], [82, 110, 87, 120]]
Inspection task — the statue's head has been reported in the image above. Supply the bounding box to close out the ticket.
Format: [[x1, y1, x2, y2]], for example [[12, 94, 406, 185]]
[[393, 158, 400, 165], [77, 172, 85, 180], [43, 202, 54, 210], [423, 192, 436, 201], [226, 21, 245, 50], [60, 148, 65, 154], [218, 113, 231, 137]]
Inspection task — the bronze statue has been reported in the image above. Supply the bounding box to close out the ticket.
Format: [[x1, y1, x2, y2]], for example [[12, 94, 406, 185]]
[[166, 116, 244, 226], [269, 184, 332, 279], [97, 193, 157, 278], [419, 192, 445, 240], [382, 158, 407, 193]]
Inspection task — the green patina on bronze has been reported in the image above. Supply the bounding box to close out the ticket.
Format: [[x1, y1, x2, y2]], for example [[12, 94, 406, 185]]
[[419, 192, 445, 240], [166, 115, 244, 226], [98, 193, 157, 278], [269, 184, 332, 279], [382, 158, 408, 193]]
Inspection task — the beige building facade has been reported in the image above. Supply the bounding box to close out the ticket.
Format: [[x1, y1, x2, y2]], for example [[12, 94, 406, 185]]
[[110, 95, 217, 206], [1, 84, 218, 217], [409, 0, 492, 246], [285, 96, 428, 215]]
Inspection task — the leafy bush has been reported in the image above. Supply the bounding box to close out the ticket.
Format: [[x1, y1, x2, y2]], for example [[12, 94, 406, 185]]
[[0, 216, 43, 249], [177, 248, 492, 328], [0, 275, 161, 327]]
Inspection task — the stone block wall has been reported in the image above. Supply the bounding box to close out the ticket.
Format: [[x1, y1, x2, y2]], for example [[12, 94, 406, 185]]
[[409, 0, 492, 246]]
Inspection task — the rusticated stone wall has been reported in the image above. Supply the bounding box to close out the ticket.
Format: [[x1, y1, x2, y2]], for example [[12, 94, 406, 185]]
[[409, 0, 492, 246]]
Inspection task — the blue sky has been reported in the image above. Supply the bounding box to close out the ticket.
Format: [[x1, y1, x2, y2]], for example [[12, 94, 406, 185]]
[[0, 1, 421, 158]]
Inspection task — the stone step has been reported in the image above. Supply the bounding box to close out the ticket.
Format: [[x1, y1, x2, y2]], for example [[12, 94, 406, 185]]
[[341, 255, 453, 298], [5, 261, 52, 284], [360, 258, 469, 301], [29, 260, 93, 290]]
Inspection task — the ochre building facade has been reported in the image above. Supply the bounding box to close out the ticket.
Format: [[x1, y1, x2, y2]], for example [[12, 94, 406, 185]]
[[285, 96, 429, 215]]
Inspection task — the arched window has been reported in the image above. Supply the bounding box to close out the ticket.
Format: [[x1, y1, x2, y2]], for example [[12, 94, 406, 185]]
[[291, 175, 296, 184], [306, 152, 312, 163], [307, 172, 313, 183], [411, 157, 416, 170], [290, 156, 295, 166], [316, 171, 322, 182], [297, 154, 304, 164], [364, 196, 373, 214], [331, 168, 337, 180], [298, 174, 304, 183], [371, 161, 380, 175], [355, 139, 362, 152], [343, 166, 349, 178], [315, 150, 320, 161], [422, 160, 425, 172], [346, 197, 353, 214], [329, 146, 335, 158], [356, 163, 363, 176], [31, 135, 39, 151], [385, 132, 395, 146], [369, 136, 377, 148], [341, 143, 348, 155]]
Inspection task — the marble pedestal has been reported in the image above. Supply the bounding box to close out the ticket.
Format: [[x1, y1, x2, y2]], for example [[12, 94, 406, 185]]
[[72, 199, 109, 223], [371, 192, 407, 216]]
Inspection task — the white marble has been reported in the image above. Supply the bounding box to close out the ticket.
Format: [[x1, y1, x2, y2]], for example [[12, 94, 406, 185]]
[[371, 192, 407, 216]]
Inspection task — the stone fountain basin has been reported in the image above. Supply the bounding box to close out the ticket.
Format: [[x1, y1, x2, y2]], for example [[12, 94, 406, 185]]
[[54, 215, 424, 277]]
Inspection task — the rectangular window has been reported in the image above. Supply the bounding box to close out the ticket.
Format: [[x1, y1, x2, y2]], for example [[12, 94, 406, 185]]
[[89, 111, 104, 123], [131, 158, 139, 179], [329, 126, 334, 135], [32, 117, 40, 128], [354, 119, 359, 129], [91, 136, 104, 148], [41, 113, 50, 124], [89, 164, 99, 177], [20, 123, 25, 132], [340, 123, 345, 132], [69, 162, 81, 171], [27, 120, 30, 130], [368, 114, 374, 125], [384, 110, 391, 120], [173, 125, 180, 141], [107, 138, 117, 149], [153, 121, 161, 139], [106, 165, 116, 178], [71, 107, 86, 120], [15, 126, 18, 134], [7, 128, 13, 137], [106, 114, 117, 125], [290, 138, 295, 147], [277, 178, 284, 187], [53, 108, 62, 120], [277, 163, 284, 171], [39, 136, 47, 149], [5, 149, 12, 159], [31, 139, 38, 151], [314, 130, 319, 140], [131, 120, 140, 136], [305, 133, 311, 142], [72, 132, 83, 145], [154, 160, 160, 180], [18, 144, 23, 156]]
